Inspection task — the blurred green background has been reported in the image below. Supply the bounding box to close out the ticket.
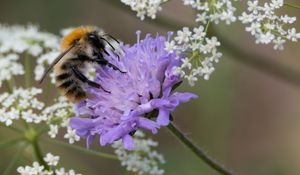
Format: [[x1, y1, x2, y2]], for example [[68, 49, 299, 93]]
[[0, 0, 300, 174]]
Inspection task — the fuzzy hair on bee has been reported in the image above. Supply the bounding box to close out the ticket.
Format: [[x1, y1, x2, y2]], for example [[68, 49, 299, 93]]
[[39, 26, 125, 102]]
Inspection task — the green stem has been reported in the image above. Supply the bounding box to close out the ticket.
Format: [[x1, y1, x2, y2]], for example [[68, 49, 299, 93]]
[[25, 52, 31, 87], [32, 139, 49, 170], [284, 2, 300, 9], [0, 138, 23, 149], [3, 143, 26, 175], [204, 20, 211, 33], [43, 138, 118, 160], [167, 122, 234, 175]]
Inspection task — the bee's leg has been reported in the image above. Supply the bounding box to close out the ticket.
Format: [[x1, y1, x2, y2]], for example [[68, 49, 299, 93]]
[[102, 33, 120, 44], [94, 52, 124, 72], [71, 66, 110, 93], [100, 37, 115, 51], [96, 59, 126, 73], [103, 48, 120, 61], [102, 49, 110, 56]]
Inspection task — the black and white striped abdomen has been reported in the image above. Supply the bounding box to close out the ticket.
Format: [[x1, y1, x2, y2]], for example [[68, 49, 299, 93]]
[[54, 63, 87, 102]]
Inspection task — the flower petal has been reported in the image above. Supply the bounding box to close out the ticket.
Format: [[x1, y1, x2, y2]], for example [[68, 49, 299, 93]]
[[170, 92, 198, 103], [69, 117, 94, 137], [138, 118, 160, 134], [122, 134, 135, 150], [156, 109, 170, 126], [100, 121, 136, 146]]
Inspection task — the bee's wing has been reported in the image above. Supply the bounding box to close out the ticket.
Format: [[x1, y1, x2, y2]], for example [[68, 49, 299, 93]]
[[39, 45, 75, 84]]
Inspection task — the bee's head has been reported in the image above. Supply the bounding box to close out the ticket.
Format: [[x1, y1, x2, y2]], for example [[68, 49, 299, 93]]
[[60, 26, 98, 50], [87, 31, 105, 49]]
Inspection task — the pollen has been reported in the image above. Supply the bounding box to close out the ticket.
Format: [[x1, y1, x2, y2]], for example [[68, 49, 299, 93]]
[[60, 26, 95, 50]]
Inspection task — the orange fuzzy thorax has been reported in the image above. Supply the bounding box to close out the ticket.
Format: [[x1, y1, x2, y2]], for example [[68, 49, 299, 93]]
[[60, 26, 95, 50]]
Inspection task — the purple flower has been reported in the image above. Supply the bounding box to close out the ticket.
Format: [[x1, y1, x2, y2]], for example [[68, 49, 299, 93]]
[[70, 32, 198, 150]]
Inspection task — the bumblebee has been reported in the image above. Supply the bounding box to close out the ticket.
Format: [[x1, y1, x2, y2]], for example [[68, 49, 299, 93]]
[[39, 26, 124, 102]]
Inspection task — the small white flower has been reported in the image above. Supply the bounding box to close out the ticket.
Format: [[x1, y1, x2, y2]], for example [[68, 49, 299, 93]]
[[17, 166, 32, 175], [30, 162, 44, 174], [175, 27, 192, 44], [64, 127, 80, 144], [246, 22, 261, 35], [185, 74, 198, 86], [44, 153, 60, 166], [181, 57, 192, 69], [48, 125, 59, 138], [247, 0, 259, 12], [164, 40, 176, 53], [287, 28, 300, 42], [192, 26, 206, 40], [195, 12, 208, 24], [273, 37, 286, 50]]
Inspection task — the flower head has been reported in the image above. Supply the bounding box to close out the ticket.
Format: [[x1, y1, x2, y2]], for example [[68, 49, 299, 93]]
[[70, 32, 197, 150]]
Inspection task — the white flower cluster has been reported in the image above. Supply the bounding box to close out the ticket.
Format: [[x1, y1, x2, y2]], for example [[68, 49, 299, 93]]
[[166, 27, 222, 85], [112, 131, 165, 175], [0, 53, 24, 87], [0, 24, 60, 86], [42, 96, 80, 144], [0, 87, 44, 126], [17, 153, 81, 175], [120, 0, 167, 20], [122, 0, 300, 86], [0, 24, 59, 55], [0, 87, 80, 144], [183, 0, 237, 24], [239, 0, 300, 50]]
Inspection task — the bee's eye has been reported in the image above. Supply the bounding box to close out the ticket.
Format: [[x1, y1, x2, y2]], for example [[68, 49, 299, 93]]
[[89, 34, 97, 40], [88, 33, 103, 48]]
